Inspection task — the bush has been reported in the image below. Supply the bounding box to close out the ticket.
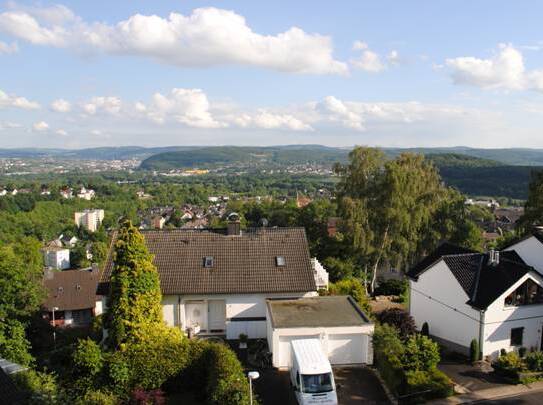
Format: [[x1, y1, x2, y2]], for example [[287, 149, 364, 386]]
[[401, 335, 440, 372], [130, 388, 165, 405], [494, 351, 523, 377], [470, 339, 480, 363], [404, 368, 453, 402], [327, 278, 371, 315], [519, 347, 527, 358], [375, 279, 407, 296], [377, 308, 416, 339], [12, 369, 66, 404], [421, 322, 429, 337], [526, 351, 543, 372], [75, 390, 121, 405]]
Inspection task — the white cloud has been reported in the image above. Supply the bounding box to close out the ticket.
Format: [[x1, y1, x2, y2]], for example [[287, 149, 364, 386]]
[[82, 96, 122, 115], [387, 50, 400, 65], [91, 129, 102, 136], [0, 121, 22, 130], [445, 43, 543, 92], [0, 89, 40, 109], [350, 41, 388, 73], [0, 5, 347, 75], [0, 40, 17, 54], [33, 121, 49, 131], [56, 129, 68, 136], [144, 88, 224, 128], [50, 98, 71, 112]]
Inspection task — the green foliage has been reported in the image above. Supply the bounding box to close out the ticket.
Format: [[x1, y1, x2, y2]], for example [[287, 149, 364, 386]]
[[520, 170, 543, 229], [470, 339, 480, 363], [375, 279, 407, 296], [401, 335, 440, 372], [327, 278, 371, 315], [421, 322, 429, 337], [494, 351, 523, 376], [12, 369, 66, 404], [322, 257, 356, 282], [73, 339, 104, 377], [105, 220, 165, 348], [404, 368, 454, 402], [0, 319, 34, 366], [526, 351, 543, 371], [74, 390, 121, 405]]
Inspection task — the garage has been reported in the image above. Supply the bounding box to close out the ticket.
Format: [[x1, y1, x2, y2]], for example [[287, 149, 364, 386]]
[[266, 296, 374, 368]]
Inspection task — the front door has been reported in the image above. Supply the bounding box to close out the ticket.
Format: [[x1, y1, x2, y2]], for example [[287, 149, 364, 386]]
[[185, 301, 207, 332], [208, 300, 226, 333]]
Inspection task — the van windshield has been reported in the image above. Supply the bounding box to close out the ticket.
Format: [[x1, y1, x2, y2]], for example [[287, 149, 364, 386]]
[[301, 373, 334, 393]]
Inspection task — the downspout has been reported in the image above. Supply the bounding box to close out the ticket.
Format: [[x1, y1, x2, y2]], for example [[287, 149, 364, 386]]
[[478, 310, 485, 361], [178, 295, 182, 330]]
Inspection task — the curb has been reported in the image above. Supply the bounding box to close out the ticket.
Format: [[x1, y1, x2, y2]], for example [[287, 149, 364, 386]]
[[372, 367, 398, 405]]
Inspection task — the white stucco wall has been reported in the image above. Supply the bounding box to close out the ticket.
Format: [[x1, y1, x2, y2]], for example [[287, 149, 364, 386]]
[[483, 273, 543, 358], [162, 291, 317, 339], [409, 260, 481, 351], [504, 237, 543, 272]]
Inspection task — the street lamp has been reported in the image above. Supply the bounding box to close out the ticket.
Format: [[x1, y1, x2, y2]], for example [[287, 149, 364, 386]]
[[247, 371, 260, 405], [51, 306, 59, 347]]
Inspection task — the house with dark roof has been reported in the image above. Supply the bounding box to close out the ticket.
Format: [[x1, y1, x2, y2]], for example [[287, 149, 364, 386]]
[[43, 267, 103, 327], [99, 220, 329, 340], [503, 231, 543, 273], [408, 243, 543, 359]]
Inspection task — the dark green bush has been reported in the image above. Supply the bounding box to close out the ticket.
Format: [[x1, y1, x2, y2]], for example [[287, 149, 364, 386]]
[[526, 351, 543, 372], [377, 308, 417, 340], [519, 347, 527, 358], [421, 322, 429, 337], [375, 279, 407, 296], [404, 368, 453, 402], [494, 351, 523, 377], [12, 369, 66, 404], [470, 339, 480, 363]]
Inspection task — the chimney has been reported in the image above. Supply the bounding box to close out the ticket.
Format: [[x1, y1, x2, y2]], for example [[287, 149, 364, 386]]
[[227, 212, 241, 236], [489, 249, 500, 266]]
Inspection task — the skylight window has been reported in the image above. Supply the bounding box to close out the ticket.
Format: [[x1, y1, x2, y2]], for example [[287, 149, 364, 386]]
[[276, 256, 286, 267], [204, 256, 214, 268]]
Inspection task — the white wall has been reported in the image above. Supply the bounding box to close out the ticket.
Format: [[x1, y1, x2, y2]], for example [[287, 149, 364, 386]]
[[162, 292, 317, 339], [409, 260, 481, 351], [504, 237, 543, 272], [483, 273, 543, 358]]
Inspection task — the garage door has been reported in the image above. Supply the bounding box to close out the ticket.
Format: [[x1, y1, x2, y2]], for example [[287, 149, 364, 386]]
[[277, 335, 319, 368], [328, 334, 366, 364]]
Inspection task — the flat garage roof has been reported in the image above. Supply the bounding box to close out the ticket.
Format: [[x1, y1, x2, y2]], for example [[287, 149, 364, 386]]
[[267, 295, 371, 328]]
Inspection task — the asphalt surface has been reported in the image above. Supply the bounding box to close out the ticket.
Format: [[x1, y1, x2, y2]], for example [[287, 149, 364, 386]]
[[477, 391, 543, 404]]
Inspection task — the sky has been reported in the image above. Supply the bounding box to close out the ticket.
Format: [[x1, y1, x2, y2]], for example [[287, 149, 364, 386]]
[[2, 1, 543, 149]]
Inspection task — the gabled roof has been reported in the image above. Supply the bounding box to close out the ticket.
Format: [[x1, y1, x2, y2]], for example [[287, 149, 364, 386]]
[[502, 231, 543, 250], [43, 268, 101, 311], [407, 242, 476, 279], [409, 244, 539, 310], [99, 227, 317, 295]]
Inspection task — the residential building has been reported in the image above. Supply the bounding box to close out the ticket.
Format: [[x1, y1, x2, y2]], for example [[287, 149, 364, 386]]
[[408, 243, 543, 359], [60, 187, 73, 199], [99, 224, 330, 339], [42, 245, 70, 270], [152, 215, 166, 229], [43, 268, 103, 327], [74, 209, 104, 232], [60, 234, 79, 247], [77, 187, 96, 200]]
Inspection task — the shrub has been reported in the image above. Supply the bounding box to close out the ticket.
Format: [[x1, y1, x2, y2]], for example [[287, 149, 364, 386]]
[[401, 335, 440, 372], [12, 369, 66, 404], [519, 347, 527, 358], [526, 351, 543, 372], [377, 308, 416, 339], [130, 388, 165, 405], [470, 339, 480, 363], [421, 322, 429, 337], [494, 351, 523, 377], [404, 368, 453, 402], [375, 279, 407, 296], [75, 390, 121, 405], [500, 348, 507, 357], [73, 338, 104, 377], [327, 278, 371, 314]]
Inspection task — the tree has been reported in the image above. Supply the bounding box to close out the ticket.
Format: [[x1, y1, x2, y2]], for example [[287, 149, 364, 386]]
[[105, 220, 165, 348], [326, 278, 371, 315], [401, 334, 440, 372], [520, 170, 543, 231]]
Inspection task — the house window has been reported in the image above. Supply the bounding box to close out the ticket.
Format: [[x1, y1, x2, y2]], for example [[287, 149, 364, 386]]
[[504, 279, 543, 307], [203, 256, 214, 268], [510, 327, 524, 346], [276, 256, 286, 267]]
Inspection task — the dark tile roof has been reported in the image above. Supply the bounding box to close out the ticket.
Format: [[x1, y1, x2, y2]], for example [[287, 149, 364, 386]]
[[0, 368, 23, 404], [99, 228, 317, 295], [43, 268, 101, 311], [407, 242, 477, 279], [267, 296, 371, 328], [411, 244, 538, 309]]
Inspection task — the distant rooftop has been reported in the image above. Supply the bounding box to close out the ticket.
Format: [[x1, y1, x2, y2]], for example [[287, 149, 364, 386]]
[[267, 296, 371, 329]]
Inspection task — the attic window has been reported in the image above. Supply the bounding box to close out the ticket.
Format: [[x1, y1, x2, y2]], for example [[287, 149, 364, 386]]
[[204, 256, 214, 268], [276, 256, 286, 267]]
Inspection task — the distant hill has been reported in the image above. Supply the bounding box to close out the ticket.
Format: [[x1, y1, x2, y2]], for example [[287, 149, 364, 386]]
[[426, 153, 502, 168]]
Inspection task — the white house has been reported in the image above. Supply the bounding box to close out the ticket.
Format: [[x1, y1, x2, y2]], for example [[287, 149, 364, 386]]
[[77, 187, 96, 200], [99, 222, 330, 340], [74, 209, 105, 232], [408, 243, 543, 360], [42, 245, 71, 270], [60, 188, 73, 199], [503, 232, 543, 272]]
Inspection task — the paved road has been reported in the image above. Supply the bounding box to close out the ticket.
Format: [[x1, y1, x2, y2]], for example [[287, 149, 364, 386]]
[[477, 391, 543, 404]]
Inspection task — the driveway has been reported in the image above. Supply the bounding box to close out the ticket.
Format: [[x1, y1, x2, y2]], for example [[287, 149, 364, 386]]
[[438, 361, 509, 393], [253, 366, 390, 405]]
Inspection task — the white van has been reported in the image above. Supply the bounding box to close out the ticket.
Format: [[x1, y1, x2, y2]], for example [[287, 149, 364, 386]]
[[289, 339, 338, 405]]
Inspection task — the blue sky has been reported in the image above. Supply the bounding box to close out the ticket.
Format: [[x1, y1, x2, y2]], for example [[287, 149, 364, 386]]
[[1, 1, 543, 148]]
